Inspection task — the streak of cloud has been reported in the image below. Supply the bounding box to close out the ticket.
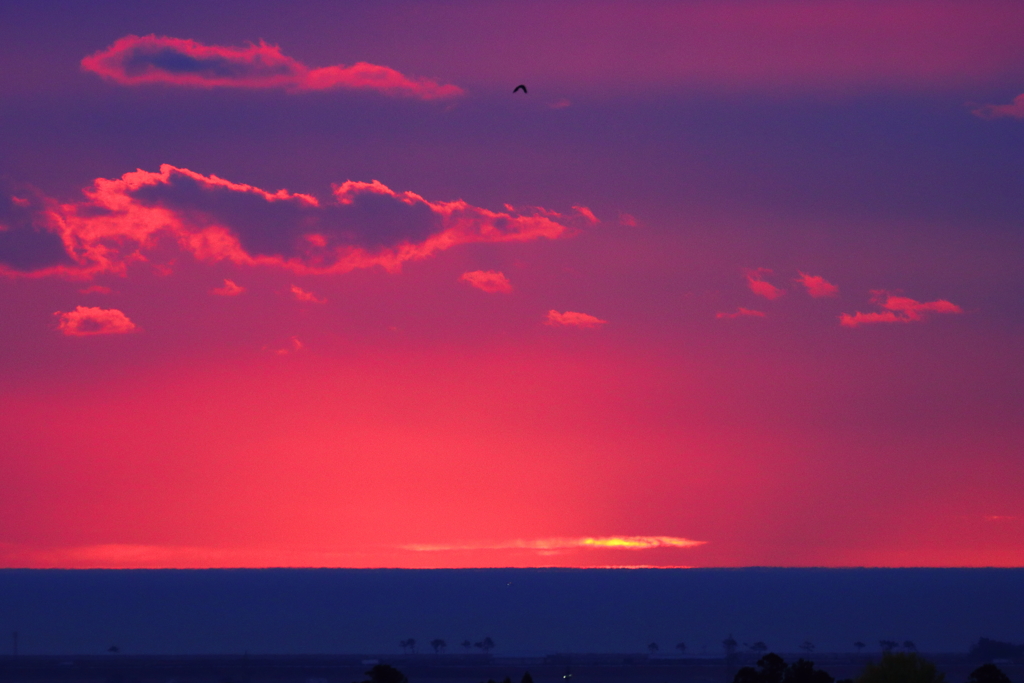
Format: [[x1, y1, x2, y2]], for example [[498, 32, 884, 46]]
[[460, 270, 512, 293], [840, 291, 963, 327], [212, 279, 244, 296], [82, 35, 463, 100], [745, 268, 785, 300], [716, 307, 766, 319], [546, 310, 607, 328], [402, 536, 706, 552], [795, 272, 839, 297], [971, 94, 1024, 119], [290, 284, 325, 303]]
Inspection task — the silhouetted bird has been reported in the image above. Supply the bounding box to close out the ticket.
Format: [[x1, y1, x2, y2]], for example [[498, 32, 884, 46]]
[[513, 84, 527, 94]]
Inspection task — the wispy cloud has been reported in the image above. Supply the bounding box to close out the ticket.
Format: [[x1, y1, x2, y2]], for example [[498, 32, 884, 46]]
[[618, 213, 639, 227], [745, 268, 784, 299], [795, 272, 839, 297], [716, 307, 766, 319], [212, 279, 244, 296], [403, 536, 705, 553], [290, 284, 325, 303], [546, 310, 607, 328], [971, 94, 1024, 119], [55, 306, 136, 336], [82, 35, 463, 100], [272, 336, 304, 355], [840, 291, 963, 327], [572, 206, 599, 224], [460, 270, 512, 293]]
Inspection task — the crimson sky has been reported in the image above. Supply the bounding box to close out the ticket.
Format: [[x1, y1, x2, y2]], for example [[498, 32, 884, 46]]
[[1, 0, 1023, 569]]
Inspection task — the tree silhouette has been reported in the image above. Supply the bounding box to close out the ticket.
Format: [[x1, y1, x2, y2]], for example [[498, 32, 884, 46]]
[[749, 642, 768, 655], [107, 645, 120, 654], [969, 638, 1024, 661], [521, 672, 534, 683], [903, 641, 916, 652], [733, 653, 787, 683], [461, 640, 472, 651], [430, 639, 446, 655], [967, 664, 1011, 683], [399, 638, 416, 654], [733, 653, 834, 683], [648, 642, 659, 655], [361, 665, 408, 683], [475, 637, 495, 653], [724, 635, 739, 662], [856, 652, 945, 683], [799, 642, 815, 654], [676, 642, 687, 655], [853, 643, 865, 654], [878, 640, 899, 653], [786, 658, 835, 683]]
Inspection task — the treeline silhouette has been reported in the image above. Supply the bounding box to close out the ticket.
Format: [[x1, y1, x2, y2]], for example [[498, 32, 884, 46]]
[[731, 650, 1014, 683]]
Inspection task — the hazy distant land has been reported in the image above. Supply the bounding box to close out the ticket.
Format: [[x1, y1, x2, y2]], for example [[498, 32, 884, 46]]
[[0, 568, 1021, 656]]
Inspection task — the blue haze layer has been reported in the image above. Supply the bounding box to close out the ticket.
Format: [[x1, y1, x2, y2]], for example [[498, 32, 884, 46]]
[[0, 569, 1021, 656]]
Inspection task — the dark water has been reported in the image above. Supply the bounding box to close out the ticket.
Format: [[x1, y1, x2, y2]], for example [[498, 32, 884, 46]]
[[0, 568, 1021, 655]]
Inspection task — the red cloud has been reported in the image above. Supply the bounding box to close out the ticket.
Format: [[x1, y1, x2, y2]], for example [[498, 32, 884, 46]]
[[81, 35, 463, 100], [0, 181, 76, 278], [572, 206, 599, 224], [546, 310, 607, 328], [971, 94, 1024, 119], [1, 165, 577, 279], [795, 272, 839, 297], [212, 279, 244, 296], [290, 284, 325, 303], [745, 268, 784, 299], [273, 337, 304, 355], [55, 306, 136, 336], [618, 213, 638, 227], [716, 307, 766, 319], [460, 270, 512, 293], [840, 291, 963, 327]]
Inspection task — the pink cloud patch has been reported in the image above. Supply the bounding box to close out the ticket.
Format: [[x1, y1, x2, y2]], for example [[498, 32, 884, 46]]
[[840, 291, 963, 327], [716, 307, 766, 320], [55, 306, 136, 336], [81, 35, 463, 100], [572, 206, 599, 224], [745, 268, 785, 300], [290, 285, 325, 303], [212, 279, 244, 296], [0, 165, 578, 279], [274, 337, 304, 355], [618, 213, 639, 227], [971, 94, 1024, 119], [795, 272, 839, 297], [546, 310, 607, 328], [460, 270, 512, 293]]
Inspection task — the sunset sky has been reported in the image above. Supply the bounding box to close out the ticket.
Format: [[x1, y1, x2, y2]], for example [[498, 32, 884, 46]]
[[1, 0, 1023, 569]]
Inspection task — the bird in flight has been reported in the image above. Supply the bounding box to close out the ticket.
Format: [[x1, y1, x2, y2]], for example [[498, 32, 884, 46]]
[[513, 84, 527, 94]]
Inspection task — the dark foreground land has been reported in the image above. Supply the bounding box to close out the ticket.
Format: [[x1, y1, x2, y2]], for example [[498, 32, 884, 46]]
[[1, 654, 1021, 683]]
